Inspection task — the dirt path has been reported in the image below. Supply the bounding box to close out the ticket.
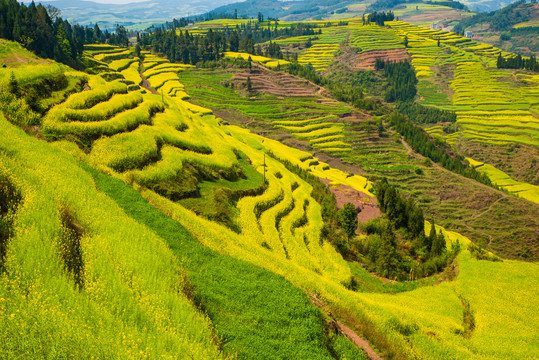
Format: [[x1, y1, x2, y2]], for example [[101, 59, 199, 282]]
[[308, 292, 383, 360], [336, 321, 384, 360], [139, 60, 159, 95]]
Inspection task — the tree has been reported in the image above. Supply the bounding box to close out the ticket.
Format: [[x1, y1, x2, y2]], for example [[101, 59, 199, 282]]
[[403, 35, 408, 48], [338, 202, 359, 239], [377, 117, 384, 136], [258, 12, 264, 22], [54, 22, 73, 64], [376, 222, 401, 279], [8, 72, 19, 97], [246, 76, 252, 91], [426, 219, 436, 253], [248, 55, 252, 71], [45, 5, 61, 22], [431, 229, 446, 256]]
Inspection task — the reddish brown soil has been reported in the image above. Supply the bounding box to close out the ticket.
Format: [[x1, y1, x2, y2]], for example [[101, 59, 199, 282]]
[[337, 321, 383, 360], [140, 61, 159, 95], [320, 178, 381, 223], [233, 65, 322, 97], [353, 48, 410, 71]]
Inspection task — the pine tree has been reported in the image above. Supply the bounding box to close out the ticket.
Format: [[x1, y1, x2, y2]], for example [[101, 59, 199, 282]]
[[246, 76, 252, 91], [426, 219, 436, 253], [431, 229, 446, 256], [376, 222, 401, 279], [8, 72, 19, 97]]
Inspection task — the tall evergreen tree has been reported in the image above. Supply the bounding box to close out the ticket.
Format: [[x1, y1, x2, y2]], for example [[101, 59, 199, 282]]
[[376, 222, 401, 278]]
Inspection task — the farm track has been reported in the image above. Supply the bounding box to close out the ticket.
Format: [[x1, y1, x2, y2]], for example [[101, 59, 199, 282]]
[[308, 292, 382, 360], [139, 60, 159, 95]]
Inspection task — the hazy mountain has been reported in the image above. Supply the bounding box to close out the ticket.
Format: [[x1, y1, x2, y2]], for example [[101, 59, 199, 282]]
[[459, 0, 520, 12], [28, 0, 524, 29], [29, 0, 241, 27]]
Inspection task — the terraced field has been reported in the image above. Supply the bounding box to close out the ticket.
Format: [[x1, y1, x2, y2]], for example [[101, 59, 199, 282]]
[[179, 66, 355, 155], [1, 18, 538, 360], [350, 24, 405, 53], [298, 26, 350, 71]]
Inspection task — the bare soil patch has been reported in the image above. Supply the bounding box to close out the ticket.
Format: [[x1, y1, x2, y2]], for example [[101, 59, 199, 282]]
[[233, 67, 322, 97], [353, 48, 410, 71], [320, 178, 381, 223]]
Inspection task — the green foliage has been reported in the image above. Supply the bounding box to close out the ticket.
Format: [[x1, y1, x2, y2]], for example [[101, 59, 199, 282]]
[[455, 0, 533, 32], [468, 242, 502, 262], [375, 60, 417, 102], [7, 72, 18, 96], [338, 203, 359, 239], [396, 101, 456, 125], [0, 87, 40, 127], [375, 222, 401, 279]]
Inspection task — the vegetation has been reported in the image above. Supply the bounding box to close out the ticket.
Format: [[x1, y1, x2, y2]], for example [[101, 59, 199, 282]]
[[389, 112, 494, 187], [1, 12, 538, 360], [497, 53, 539, 72], [0, 0, 130, 67]]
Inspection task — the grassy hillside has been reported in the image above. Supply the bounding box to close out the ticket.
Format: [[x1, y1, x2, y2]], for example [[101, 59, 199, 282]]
[[0, 13, 538, 360]]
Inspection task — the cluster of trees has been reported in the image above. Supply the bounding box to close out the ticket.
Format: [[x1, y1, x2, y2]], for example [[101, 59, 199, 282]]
[[358, 178, 458, 280], [375, 59, 417, 102], [388, 112, 494, 187], [140, 29, 226, 64], [397, 101, 457, 124], [424, 1, 467, 10], [497, 54, 539, 72], [139, 22, 320, 64], [367, 0, 406, 11], [376, 178, 425, 238], [364, 11, 395, 26], [0, 0, 83, 67], [0, 0, 132, 67]]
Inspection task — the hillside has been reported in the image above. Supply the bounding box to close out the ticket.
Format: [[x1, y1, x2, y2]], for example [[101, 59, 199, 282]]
[[0, 12, 538, 360], [455, 1, 539, 56]]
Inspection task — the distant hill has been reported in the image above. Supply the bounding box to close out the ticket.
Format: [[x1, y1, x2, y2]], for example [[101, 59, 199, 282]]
[[201, 0, 353, 22], [459, 0, 520, 12], [26, 0, 524, 29], [24, 0, 240, 28]]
